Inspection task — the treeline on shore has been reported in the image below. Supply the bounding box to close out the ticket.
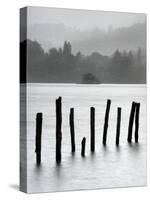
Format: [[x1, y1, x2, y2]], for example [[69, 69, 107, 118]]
[[20, 39, 146, 84]]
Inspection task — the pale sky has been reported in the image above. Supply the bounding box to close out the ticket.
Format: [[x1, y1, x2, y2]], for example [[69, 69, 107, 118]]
[[27, 6, 146, 31]]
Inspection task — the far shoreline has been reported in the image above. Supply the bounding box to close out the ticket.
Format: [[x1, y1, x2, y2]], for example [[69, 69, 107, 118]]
[[22, 83, 147, 87]]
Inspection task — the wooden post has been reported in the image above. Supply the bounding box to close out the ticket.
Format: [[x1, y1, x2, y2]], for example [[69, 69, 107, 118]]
[[135, 103, 140, 143], [116, 107, 121, 146], [81, 137, 86, 157], [56, 97, 62, 164], [127, 102, 136, 143], [35, 113, 43, 165], [103, 99, 111, 146], [90, 107, 95, 152], [69, 108, 75, 153]]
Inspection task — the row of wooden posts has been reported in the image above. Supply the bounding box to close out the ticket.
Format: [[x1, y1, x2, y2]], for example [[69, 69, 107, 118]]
[[35, 97, 140, 165]]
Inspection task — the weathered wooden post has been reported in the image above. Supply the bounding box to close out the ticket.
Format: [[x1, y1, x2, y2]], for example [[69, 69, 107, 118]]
[[35, 112, 43, 165], [135, 103, 140, 143], [81, 137, 86, 157], [103, 99, 111, 146], [116, 107, 121, 146], [56, 97, 62, 164], [69, 108, 75, 153], [90, 107, 95, 152], [127, 101, 136, 143]]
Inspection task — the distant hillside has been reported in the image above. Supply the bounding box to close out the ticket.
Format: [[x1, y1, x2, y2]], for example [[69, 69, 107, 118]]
[[27, 22, 146, 55]]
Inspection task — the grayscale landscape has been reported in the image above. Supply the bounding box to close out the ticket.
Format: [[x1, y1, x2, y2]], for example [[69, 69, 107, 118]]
[[20, 7, 147, 193]]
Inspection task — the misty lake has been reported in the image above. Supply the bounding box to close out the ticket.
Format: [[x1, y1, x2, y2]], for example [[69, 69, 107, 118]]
[[22, 84, 146, 193]]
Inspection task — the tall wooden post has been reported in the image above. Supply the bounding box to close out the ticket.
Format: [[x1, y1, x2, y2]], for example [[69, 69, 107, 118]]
[[35, 112, 43, 165], [90, 107, 95, 152], [56, 97, 62, 164], [81, 137, 86, 157], [116, 107, 121, 146], [135, 103, 140, 143], [69, 108, 75, 153], [103, 99, 111, 146], [127, 102, 136, 143]]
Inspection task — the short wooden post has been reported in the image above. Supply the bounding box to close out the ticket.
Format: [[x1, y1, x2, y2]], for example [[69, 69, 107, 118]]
[[69, 108, 75, 153], [135, 103, 140, 143], [81, 137, 86, 157], [35, 113, 43, 165], [127, 102, 136, 143], [90, 107, 95, 152], [103, 99, 111, 146], [116, 107, 121, 146], [56, 97, 62, 164]]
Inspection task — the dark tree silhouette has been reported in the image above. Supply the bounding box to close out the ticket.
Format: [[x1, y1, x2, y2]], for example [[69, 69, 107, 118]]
[[82, 73, 100, 84], [63, 41, 72, 57]]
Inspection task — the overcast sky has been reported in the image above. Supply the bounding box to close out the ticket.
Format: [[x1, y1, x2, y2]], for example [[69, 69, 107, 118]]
[[27, 6, 146, 31]]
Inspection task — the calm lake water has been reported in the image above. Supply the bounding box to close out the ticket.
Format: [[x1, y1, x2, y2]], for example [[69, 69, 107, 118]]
[[23, 84, 147, 193]]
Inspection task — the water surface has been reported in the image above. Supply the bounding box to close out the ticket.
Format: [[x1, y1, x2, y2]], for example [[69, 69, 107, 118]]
[[23, 84, 146, 193]]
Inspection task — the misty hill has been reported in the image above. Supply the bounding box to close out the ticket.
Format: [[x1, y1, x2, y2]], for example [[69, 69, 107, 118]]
[[20, 39, 146, 84], [28, 22, 146, 55]]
